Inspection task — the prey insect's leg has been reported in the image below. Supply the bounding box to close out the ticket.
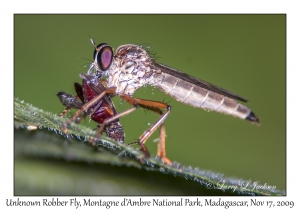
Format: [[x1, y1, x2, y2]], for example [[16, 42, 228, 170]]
[[119, 94, 172, 164], [58, 107, 71, 117], [57, 93, 83, 117], [59, 107, 86, 124], [57, 94, 87, 123], [61, 87, 116, 133]]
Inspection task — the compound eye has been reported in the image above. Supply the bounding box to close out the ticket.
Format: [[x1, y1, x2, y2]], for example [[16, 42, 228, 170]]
[[93, 43, 113, 71]]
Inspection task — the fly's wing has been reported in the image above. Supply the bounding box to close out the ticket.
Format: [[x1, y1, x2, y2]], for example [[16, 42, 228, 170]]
[[153, 62, 248, 102]]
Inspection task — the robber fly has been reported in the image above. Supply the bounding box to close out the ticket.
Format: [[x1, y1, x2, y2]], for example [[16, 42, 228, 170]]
[[85, 40, 260, 165]]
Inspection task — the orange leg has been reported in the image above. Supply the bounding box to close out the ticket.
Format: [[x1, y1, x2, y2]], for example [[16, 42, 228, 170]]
[[58, 107, 71, 117], [58, 95, 82, 117], [60, 86, 172, 164], [58, 96, 87, 123], [157, 124, 172, 165], [94, 105, 137, 140], [119, 94, 172, 164]]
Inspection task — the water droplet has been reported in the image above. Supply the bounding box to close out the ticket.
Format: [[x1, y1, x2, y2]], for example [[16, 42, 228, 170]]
[[159, 167, 165, 172]]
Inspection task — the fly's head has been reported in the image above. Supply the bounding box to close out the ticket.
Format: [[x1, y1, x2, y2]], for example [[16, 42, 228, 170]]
[[90, 40, 163, 95], [89, 39, 113, 78]]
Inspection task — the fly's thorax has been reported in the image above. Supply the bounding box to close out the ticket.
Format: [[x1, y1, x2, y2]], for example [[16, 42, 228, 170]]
[[105, 44, 163, 95]]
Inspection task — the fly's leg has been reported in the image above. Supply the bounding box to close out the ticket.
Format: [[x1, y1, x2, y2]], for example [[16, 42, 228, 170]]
[[94, 105, 137, 143], [58, 88, 172, 164], [138, 106, 171, 165], [156, 124, 171, 165], [119, 94, 172, 165], [95, 93, 152, 140]]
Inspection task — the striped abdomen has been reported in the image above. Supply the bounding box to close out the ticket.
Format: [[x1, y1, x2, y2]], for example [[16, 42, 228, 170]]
[[155, 72, 259, 124]]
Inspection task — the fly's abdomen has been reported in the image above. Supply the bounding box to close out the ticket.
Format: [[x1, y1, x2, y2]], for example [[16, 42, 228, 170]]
[[156, 73, 259, 124]]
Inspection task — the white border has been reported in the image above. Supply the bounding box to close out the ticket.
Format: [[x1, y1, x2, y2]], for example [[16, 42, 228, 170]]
[[3, 0, 299, 209]]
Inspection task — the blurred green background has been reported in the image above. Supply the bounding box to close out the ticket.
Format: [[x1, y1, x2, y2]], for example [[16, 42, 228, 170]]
[[14, 15, 285, 193]]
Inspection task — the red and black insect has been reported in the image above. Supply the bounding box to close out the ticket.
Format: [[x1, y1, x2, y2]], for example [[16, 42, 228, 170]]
[[57, 73, 125, 143]]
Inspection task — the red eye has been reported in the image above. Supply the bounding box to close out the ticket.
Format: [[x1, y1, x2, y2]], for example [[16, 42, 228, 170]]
[[94, 43, 113, 71], [100, 47, 113, 70]]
